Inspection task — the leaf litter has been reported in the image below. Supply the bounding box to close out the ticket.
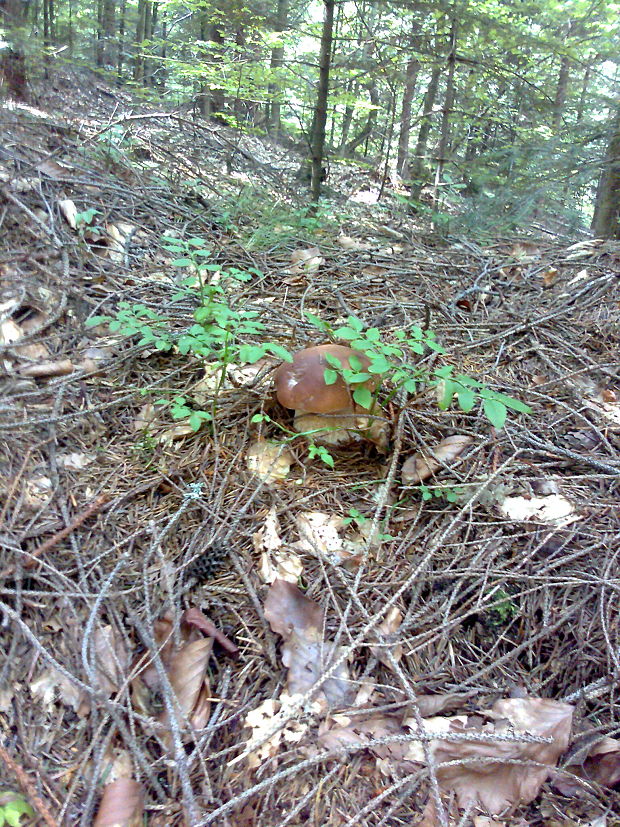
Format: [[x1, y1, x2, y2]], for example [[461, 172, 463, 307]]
[[1, 81, 619, 826]]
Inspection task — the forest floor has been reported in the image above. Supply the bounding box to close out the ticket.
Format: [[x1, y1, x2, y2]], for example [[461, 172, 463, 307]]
[[1, 68, 619, 827]]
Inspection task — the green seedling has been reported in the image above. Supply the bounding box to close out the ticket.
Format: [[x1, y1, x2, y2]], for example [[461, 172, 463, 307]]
[[0, 791, 34, 827], [307, 442, 335, 468], [486, 587, 519, 627], [74, 207, 100, 228], [87, 235, 293, 429], [306, 313, 530, 429], [418, 483, 464, 503]]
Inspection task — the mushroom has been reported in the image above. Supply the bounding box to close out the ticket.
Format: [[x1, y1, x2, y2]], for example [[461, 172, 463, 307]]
[[274, 344, 388, 450], [275, 344, 375, 413]]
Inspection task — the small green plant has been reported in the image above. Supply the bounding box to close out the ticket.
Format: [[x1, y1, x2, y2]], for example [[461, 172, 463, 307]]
[[88, 301, 173, 351], [418, 483, 463, 503], [305, 313, 530, 430], [206, 189, 334, 250], [307, 442, 335, 468], [341, 507, 366, 526], [156, 396, 213, 432], [87, 235, 292, 431], [0, 791, 34, 827], [162, 236, 257, 305], [486, 587, 519, 627], [74, 207, 100, 228], [341, 508, 396, 542]]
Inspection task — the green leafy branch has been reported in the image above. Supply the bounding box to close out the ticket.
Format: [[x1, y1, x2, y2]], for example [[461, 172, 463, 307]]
[[0, 791, 34, 827], [306, 313, 530, 429]]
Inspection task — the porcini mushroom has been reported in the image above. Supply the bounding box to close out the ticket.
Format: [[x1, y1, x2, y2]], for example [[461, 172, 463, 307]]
[[274, 344, 375, 413], [274, 344, 388, 450]]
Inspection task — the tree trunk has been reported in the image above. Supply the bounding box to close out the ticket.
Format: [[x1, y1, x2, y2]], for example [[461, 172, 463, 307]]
[[410, 62, 441, 183], [102, 0, 116, 66], [553, 55, 570, 132], [576, 63, 592, 123], [267, 0, 288, 137], [117, 0, 127, 79], [432, 16, 457, 207], [342, 84, 379, 155], [133, 0, 146, 82], [198, 12, 224, 119], [158, 7, 167, 89], [96, 0, 104, 67], [338, 83, 356, 150], [144, 1, 157, 85], [0, 0, 29, 100], [591, 105, 620, 239], [396, 24, 420, 179], [310, 0, 335, 202]]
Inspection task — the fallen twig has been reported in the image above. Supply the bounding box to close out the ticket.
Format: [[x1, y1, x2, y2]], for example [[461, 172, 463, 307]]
[[0, 741, 59, 827], [0, 493, 110, 580]]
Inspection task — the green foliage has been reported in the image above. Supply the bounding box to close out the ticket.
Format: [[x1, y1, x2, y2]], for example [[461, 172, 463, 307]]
[[204, 190, 334, 250], [306, 313, 530, 429], [0, 792, 34, 827], [341, 508, 395, 541], [87, 302, 173, 352], [341, 507, 365, 526], [74, 207, 100, 227], [87, 235, 292, 430], [418, 484, 463, 503], [307, 442, 335, 468], [485, 587, 520, 627], [156, 396, 213, 432]]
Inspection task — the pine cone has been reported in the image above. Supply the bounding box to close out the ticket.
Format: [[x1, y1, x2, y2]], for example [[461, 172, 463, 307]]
[[184, 541, 229, 585]]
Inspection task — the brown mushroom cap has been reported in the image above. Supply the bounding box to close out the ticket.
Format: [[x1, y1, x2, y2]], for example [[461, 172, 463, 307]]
[[275, 344, 376, 414]]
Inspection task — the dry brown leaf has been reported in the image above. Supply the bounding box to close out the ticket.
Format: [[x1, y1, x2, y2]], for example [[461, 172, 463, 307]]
[[228, 357, 276, 387], [158, 422, 195, 444], [415, 693, 473, 718], [255, 510, 303, 584], [264, 580, 351, 708], [428, 698, 573, 813], [36, 158, 71, 178], [58, 198, 79, 229], [159, 637, 212, 732], [320, 696, 572, 817], [132, 403, 158, 432], [105, 222, 136, 262], [93, 777, 144, 827], [139, 608, 236, 694], [319, 713, 425, 768], [370, 607, 403, 669], [30, 667, 86, 714], [242, 693, 311, 769], [23, 475, 53, 509], [290, 246, 323, 275], [182, 607, 238, 654], [510, 242, 540, 262], [553, 735, 620, 796], [246, 440, 293, 483], [254, 506, 283, 553], [57, 452, 94, 471], [0, 317, 50, 359], [402, 435, 473, 484], [498, 494, 577, 525], [93, 624, 130, 695], [337, 235, 371, 251], [361, 264, 389, 277], [542, 267, 559, 286], [294, 511, 345, 558], [19, 359, 75, 377]]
